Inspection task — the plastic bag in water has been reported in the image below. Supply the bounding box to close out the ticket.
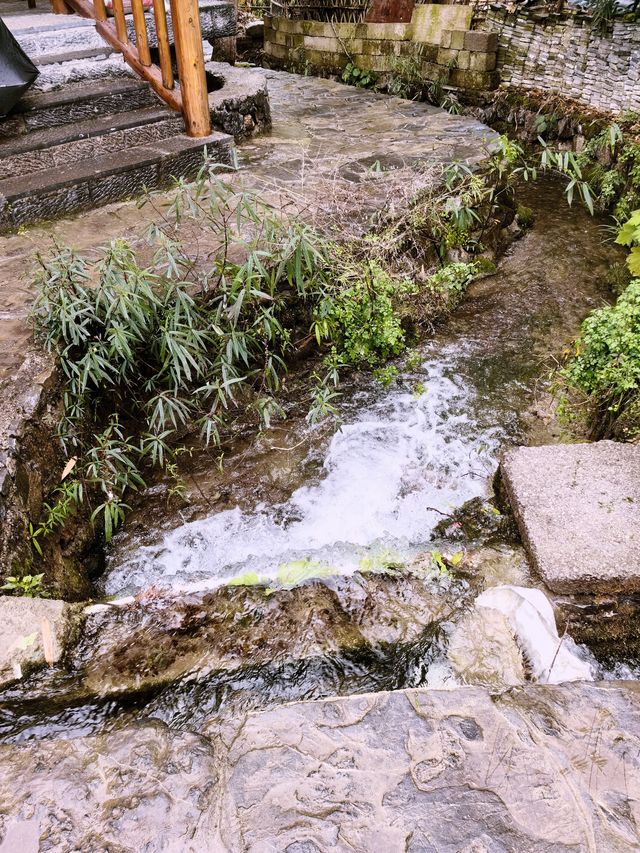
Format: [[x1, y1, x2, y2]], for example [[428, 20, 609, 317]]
[[0, 16, 39, 117]]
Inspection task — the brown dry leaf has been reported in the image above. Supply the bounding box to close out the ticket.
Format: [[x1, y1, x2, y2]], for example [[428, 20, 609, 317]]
[[61, 456, 78, 480]]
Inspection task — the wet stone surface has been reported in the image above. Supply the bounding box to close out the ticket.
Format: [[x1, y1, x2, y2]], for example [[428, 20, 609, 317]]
[[1, 683, 639, 851]]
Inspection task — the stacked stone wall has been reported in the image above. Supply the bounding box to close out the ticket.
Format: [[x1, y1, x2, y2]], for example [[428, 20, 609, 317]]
[[478, 9, 640, 114], [264, 5, 499, 91]]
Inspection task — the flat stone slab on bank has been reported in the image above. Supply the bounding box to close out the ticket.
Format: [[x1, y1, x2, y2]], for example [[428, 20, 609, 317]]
[[1, 683, 639, 850], [501, 441, 640, 594]]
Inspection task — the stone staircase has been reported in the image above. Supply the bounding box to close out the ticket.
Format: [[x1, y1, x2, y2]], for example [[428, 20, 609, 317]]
[[0, 5, 237, 231]]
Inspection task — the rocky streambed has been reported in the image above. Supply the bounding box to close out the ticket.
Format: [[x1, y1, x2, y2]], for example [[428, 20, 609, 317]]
[[1, 75, 639, 850]]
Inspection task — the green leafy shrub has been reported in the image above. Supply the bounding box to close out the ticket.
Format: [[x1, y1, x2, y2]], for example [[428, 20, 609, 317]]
[[32, 171, 331, 540], [426, 262, 478, 311], [313, 262, 416, 367], [563, 279, 640, 439]]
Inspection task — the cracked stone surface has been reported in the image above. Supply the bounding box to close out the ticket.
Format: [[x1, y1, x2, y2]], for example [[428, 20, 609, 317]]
[[501, 441, 640, 594], [1, 683, 639, 851]]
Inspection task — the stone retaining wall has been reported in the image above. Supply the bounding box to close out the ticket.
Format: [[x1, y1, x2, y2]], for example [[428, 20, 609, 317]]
[[264, 4, 499, 91], [478, 8, 640, 114]]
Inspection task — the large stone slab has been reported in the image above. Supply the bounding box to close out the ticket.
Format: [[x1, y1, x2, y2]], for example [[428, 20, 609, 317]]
[[215, 682, 640, 851], [1, 683, 638, 851], [501, 441, 640, 594]]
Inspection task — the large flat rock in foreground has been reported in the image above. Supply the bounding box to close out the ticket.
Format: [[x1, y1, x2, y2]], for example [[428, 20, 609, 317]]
[[1, 683, 639, 850], [501, 441, 640, 594]]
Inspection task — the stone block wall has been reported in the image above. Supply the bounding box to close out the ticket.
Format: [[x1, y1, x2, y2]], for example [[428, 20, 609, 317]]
[[478, 8, 640, 114], [264, 5, 499, 91]]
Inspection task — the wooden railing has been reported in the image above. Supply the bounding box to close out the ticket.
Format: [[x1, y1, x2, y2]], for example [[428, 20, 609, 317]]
[[50, 0, 211, 137]]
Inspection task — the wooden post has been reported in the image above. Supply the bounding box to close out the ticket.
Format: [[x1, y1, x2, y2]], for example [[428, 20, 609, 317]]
[[169, 0, 211, 137], [153, 0, 174, 89], [112, 0, 128, 44], [131, 0, 152, 66], [93, 0, 108, 22], [50, 0, 73, 13]]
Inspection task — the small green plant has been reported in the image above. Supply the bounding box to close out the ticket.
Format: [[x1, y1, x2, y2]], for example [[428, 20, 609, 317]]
[[540, 141, 595, 213], [516, 205, 534, 228], [614, 208, 640, 275], [312, 261, 417, 367], [341, 63, 376, 89], [427, 262, 478, 310], [1, 573, 46, 597], [588, 0, 619, 34], [373, 364, 400, 387]]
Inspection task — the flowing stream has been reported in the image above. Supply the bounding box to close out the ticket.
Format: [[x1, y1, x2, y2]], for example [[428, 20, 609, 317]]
[[103, 177, 617, 598], [2, 76, 636, 743]]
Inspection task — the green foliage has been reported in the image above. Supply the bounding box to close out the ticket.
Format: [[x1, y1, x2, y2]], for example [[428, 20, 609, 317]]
[[615, 208, 640, 276], [32, 170, 332, 542], [516, 205, 534, 228], [386, 50, 461, 114], [313, 262, 416, 367], [341, 63, 376, 89], [562, 214, 640, 440], [373, 364, 400, 387], [29, 478, 82, 557], [1, 573, 46, 597], [540, 141, 595, 213], [588, 0, 619, 34], [574, 124, 640, 219], [30, 146, 515, 556], [562, 278, 640, 438], [426, 262, 478, 310]]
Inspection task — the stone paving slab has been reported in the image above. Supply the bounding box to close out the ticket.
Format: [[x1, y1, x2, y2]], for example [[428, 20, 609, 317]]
[[1, 683, 638, 850], [501, 441, 640, 594]]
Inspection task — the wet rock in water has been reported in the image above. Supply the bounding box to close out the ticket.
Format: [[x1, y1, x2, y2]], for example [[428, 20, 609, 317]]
[[72, 569, 468, 697], [0, 598, 82, 688], [2, 683, 639, 850], [211, 682, 640, 851], [432, 495, 519, 545], [501, 441, 640, 594], [554, 592, 640, 666], [453, 543, 531, 589], [0, 720, 221, 852], [447, 607, 526, 688]]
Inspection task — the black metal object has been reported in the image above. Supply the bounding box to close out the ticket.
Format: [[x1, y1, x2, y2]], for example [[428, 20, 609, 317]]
[[0, 16, 39, 117]]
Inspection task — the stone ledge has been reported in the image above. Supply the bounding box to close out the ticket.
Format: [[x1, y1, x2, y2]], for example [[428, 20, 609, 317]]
[[500, 441, 640, 595]]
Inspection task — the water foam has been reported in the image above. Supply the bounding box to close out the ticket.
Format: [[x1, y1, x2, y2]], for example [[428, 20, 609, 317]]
[[104, 351, 505, 596]]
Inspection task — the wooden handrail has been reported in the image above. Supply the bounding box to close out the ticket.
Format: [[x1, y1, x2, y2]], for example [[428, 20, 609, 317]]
[[51, 0, 211, 137]]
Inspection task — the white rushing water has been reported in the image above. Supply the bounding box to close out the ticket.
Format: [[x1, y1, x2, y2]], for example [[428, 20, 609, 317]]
[[104, 346, 508, 596]]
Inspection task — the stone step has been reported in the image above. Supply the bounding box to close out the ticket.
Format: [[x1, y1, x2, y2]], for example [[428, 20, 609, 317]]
[[35, 46, 115, 67], [0, 106, 184, 180], [32, 54, 136, 96], [0, 130, 235, 231], [0, 78, 157, 141], [10, 21, 108, 60]]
